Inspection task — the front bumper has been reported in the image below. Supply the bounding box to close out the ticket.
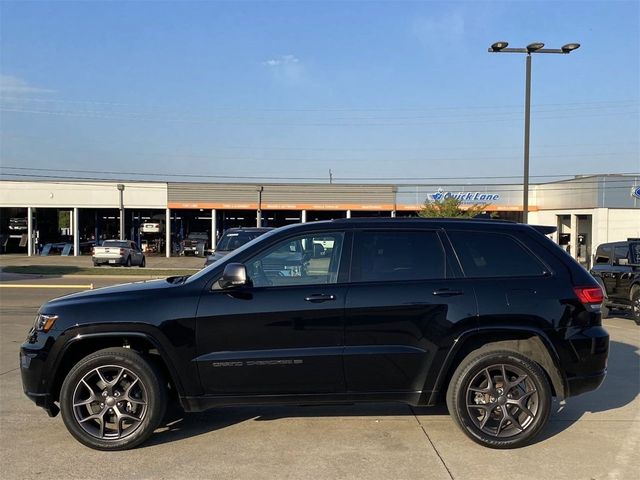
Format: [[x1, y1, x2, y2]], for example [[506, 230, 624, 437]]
[[20, 332, 60, 417]]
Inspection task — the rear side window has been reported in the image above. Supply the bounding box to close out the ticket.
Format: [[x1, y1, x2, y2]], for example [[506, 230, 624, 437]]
[[448, 231, 546, 278], [351, 230, 445, 282], [595, 245, 612, 264]]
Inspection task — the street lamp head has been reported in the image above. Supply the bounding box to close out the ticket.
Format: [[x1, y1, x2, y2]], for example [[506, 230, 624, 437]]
[[117, 184, 125, 191], [526, 42, 545, 52], [561, 43, 581, 53], [490, 41, 509, 52]]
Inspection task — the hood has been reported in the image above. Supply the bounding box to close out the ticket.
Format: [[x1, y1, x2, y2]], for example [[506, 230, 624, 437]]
[[45, 278, 176, 307]]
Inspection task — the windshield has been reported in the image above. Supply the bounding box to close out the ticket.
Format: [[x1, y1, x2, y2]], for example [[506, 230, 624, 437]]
[[186, 228, 281, 284], [216, 231, 263, 251]]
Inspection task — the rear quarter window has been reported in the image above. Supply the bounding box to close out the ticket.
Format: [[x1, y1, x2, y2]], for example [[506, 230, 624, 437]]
[[448, 230, 547, 278]]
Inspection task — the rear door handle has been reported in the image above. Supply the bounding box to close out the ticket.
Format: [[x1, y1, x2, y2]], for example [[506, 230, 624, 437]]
[[304, 294, 336, 303], [432, 289, 463, 297]]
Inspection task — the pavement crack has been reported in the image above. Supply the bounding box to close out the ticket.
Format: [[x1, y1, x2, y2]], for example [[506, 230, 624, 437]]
[[0, 367, 19, 376], [410, 406, 455, 480]]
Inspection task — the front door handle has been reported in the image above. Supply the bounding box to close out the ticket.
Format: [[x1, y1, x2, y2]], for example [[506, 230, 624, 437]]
[[432, 289, 463, 297], [304, 294, 336, 303]]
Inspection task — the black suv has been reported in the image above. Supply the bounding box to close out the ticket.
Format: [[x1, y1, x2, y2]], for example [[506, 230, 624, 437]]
[[590, 239, 640, 324], [20, 219, 609, 450]]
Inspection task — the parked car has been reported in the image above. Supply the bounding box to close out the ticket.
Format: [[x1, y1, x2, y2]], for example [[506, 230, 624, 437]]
[[181, 232, 208, 257], [9, 217, 28, 231], [204, 227, 274, 266], [590, 238, 640, 324], [21, 218, 608, 451], [92, 240, 145, 267]]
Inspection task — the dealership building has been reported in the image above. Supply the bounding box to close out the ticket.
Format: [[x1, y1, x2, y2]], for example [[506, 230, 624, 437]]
[[1, 174, 638, 267]]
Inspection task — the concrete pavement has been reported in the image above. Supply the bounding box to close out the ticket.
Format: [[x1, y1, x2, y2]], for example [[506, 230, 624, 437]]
[[0, 277, 638, 479]]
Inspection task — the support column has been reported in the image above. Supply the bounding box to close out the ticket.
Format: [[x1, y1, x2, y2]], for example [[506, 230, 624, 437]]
[[391, 210, 396, 218], [165, 208, 171, 258], [346, 210, 351, 219], [73, 207, 80, 256], [27, 207, 33, 256], [256, 209, 262, 228], [301, 209, 307, 223], [570, 213, 578, 260], [211, 209, 217, 247]]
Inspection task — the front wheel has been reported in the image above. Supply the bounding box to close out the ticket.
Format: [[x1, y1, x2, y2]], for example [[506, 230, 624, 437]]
[[139, 256, 146, 268], [60, 348, 167, 450], [446, 348, 551, 449]]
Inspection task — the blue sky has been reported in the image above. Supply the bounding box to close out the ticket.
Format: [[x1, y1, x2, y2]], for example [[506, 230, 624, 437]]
[[0, 0, 638, 184]]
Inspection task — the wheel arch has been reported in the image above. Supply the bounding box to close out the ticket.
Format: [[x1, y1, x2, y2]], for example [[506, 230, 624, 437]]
[[428, 327, 566, 405], [50, 331, 184, 406]]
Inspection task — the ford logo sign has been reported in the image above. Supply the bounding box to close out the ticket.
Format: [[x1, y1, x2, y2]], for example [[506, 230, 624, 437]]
[[633, 186, 640, 199]]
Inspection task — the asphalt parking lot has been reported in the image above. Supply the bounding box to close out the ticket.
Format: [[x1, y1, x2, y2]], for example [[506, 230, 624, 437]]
[[0, 275, 638, 480]]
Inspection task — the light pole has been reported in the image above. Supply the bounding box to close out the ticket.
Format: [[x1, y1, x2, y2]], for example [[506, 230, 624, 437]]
[[117, 184, 125, 240], [488, 41, 580, 223]]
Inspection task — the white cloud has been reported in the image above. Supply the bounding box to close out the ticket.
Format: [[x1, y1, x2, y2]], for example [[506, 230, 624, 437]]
[[0, 74, 54, 95], [262, 55, 305, 85], [263, 54, 300, 67]]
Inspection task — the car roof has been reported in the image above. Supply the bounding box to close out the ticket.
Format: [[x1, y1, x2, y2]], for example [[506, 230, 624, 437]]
[[224, 227, 274, 232], [266, 217, 540, 235]]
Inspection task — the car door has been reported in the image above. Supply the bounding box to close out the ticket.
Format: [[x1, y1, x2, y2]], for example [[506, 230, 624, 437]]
[[591, 245, 615, 297], [343, 229, 477, 396], [195, 230, 349, 395], [613, 244, 632, 301]]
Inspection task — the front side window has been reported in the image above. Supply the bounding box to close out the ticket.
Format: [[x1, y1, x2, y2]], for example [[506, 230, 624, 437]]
[[614, 245, 629, 264], [247, 232, 345, 287], [350, 230, 446, 282], [448, 230, 546, 278]]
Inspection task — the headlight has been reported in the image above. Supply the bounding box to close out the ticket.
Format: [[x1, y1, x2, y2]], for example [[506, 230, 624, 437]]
[[34, 314, 58, 332]]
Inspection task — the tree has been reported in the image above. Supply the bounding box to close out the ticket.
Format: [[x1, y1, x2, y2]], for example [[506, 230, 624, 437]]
[[418, 196, 487, 218]]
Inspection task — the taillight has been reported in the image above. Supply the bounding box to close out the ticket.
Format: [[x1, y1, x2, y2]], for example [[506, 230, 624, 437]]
[[574, 286, 604, 304], [120, 248, 125, 255]]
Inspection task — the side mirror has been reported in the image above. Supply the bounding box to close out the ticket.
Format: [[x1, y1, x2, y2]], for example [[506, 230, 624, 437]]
[[218, 263, 248, 289]]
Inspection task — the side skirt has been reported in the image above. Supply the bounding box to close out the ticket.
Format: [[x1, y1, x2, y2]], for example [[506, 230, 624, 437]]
[[180, 391, 428, 412]]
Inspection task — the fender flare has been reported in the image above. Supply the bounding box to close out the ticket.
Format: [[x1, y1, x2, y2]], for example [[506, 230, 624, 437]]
[[50, 330, 186, 397], [428, 326, 567, 404]]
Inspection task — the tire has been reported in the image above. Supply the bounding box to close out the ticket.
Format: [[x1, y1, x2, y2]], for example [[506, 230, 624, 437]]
[[93, 262, 100, 267], [60, 348, 167, 451], [125, 256, 132, 267], [446, 348, 552, 449], [631, 287, 640, 326], [139, 256, 146, 268]]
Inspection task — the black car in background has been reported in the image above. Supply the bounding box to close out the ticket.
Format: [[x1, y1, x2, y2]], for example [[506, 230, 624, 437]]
[[204, 227, 273, 266], [20, 218, 608, 451], [591, 238, 640, 324]]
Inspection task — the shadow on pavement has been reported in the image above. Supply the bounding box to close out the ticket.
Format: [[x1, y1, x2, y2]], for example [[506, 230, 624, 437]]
[[145, 339, 638, 448]]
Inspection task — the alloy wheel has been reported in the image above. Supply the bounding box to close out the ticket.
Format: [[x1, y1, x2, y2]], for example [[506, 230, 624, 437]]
[[72, 365, 148, 440], [465, 363, 539, 438]]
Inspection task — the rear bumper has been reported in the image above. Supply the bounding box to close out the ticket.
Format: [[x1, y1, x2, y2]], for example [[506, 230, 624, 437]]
[[92, 257, 125, 265], [562, 325, 609, 398]]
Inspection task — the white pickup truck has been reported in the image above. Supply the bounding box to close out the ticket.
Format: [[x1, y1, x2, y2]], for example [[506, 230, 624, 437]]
[[92, 240, 146, 267]]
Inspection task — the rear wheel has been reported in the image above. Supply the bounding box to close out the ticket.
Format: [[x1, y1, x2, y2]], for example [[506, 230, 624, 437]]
[[125, 256, 132, 267], [60, 348, 167, 450], [447, 348, 551, 449], [139, 256, 146, 268], [631, 287, 640, 325]]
